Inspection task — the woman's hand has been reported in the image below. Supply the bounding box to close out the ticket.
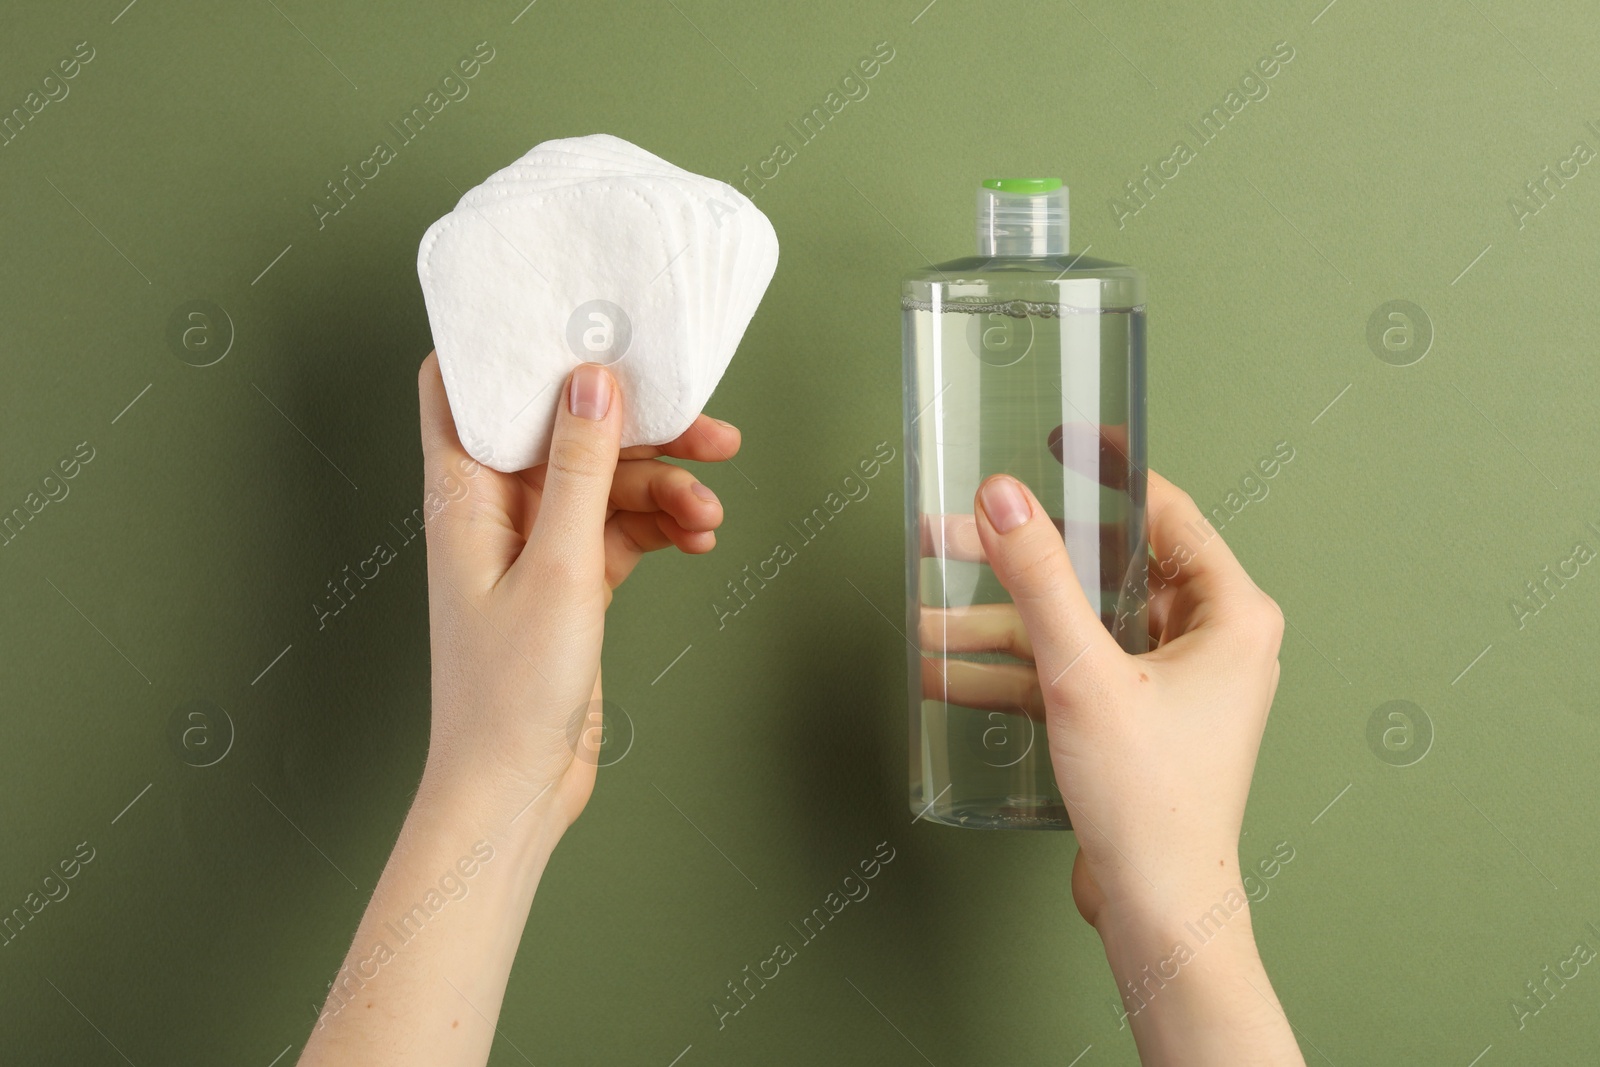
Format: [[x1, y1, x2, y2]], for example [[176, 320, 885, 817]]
[[973, 469, 1281, 924], [417, 352, 739, 829], [973, 469, 1303, 1066], [301, 355, 739, 1067]]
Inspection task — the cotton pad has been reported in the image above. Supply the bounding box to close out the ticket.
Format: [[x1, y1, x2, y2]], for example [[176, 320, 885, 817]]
[[418, 134, 779, 472]]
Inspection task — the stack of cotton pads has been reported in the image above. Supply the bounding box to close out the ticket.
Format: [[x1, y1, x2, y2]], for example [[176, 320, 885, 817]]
[[417, 134, 779, 472]]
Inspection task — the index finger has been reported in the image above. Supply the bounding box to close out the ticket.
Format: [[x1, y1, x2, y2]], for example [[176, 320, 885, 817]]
[[1047, 421, 1134, 490], [920, 513, 986, 563], [1146, 470, 1261, 606], [618, 413, 742, 463], [418, 351, 474, 482]]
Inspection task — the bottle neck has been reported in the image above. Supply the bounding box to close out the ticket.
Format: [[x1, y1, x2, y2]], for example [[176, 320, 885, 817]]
[[975, 186, 1069, 257]]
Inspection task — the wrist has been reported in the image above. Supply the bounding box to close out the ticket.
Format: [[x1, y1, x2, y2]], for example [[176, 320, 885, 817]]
[[1095, 876, 1265, 988], [415, 759, 569, 866], [1095, 885, 1301, 1065], [1091, 839, 1257, 949]]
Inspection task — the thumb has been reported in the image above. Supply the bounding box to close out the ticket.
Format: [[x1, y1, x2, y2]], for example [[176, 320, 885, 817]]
[[527, 363, 622, 561], [973, 475, 1120, 706]]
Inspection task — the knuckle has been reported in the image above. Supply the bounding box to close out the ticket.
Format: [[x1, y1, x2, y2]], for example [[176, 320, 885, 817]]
[[1259, 592, 1285, 635], [656, 464, 696, 504], [1241, 592, 1286, 654], [546, 434, 608, 481], [1006, 615, 1032, 660], [1170, 487, 1202, 520], [1040, 670, 1076, 710], [1024, 678, 1048, 720], [613, 521, 649, 557], [1004, 534, 1066, 599]]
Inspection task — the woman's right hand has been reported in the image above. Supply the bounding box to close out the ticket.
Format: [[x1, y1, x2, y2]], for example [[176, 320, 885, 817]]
[[972, 469, 1284, 926], [972, 469, 1304, 1066]]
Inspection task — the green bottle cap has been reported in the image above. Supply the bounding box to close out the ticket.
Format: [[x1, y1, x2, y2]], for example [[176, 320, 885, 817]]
[[981, 178, 1063, 194]]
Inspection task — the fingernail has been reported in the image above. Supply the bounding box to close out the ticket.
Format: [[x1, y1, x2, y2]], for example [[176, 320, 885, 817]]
[[569, 364, 611, 420], [690, 482, 719, 504], [980, 476, 1031, 533], [712, 417, 735, 430]]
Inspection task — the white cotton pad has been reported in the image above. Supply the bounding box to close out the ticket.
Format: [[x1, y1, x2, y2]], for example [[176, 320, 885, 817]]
[[718, 201, 777, 378], [523, 135, 683, 173], [480, 158, 772, 379], [417, 135, 780, 472], [459, 175, 730, 391], [420, 182, 693, 470], [505, 152, 681, 178]]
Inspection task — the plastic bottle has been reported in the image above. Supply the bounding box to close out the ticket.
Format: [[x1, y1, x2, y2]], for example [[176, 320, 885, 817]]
[[902, 178, 1148, 829]]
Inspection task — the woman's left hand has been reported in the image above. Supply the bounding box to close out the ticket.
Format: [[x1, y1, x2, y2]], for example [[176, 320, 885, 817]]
[[416, 352, 739, 828]]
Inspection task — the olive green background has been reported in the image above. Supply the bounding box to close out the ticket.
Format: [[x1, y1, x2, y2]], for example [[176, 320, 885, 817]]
[[2, 0, 1597, 1063]]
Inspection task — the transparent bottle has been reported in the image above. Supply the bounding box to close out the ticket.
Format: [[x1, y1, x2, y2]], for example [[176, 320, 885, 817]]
[[903, 179, 1148, 830]]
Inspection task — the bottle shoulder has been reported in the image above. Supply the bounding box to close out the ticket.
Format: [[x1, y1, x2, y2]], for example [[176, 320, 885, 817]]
[[905, 253, 1139, 278], [902, 254, 1145, 308]]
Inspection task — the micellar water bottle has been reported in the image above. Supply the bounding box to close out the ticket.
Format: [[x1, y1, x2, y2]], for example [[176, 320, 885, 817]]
[[903, 179, 1148, 830]]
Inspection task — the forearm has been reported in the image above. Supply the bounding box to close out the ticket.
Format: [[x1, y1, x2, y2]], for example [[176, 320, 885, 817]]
[[299, 770, 564, 1066], [1099, 891, 1305, 1066]]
